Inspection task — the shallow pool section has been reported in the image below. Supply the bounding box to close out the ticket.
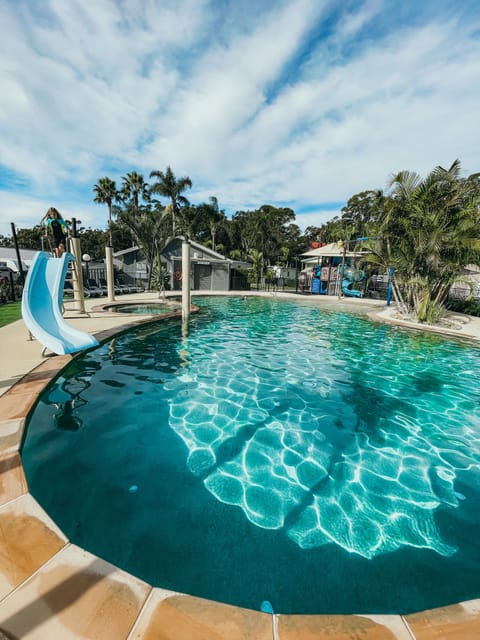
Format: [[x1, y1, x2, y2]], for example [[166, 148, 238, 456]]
[[107, 302, 180, 314], [22, 297, 480, 614]]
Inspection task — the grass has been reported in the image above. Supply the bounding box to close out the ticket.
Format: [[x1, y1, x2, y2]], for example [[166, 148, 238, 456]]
[[0, 302, 22, 327]]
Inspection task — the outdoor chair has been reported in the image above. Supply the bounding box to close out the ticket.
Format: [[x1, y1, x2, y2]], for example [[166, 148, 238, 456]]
[[114, 278, 133, 294], [83, 279, 104, 297], [99, 277, 121, 295]]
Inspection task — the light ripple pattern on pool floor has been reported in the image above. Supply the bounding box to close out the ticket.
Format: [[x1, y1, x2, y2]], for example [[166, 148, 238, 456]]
[[167, 299, 480, 559]]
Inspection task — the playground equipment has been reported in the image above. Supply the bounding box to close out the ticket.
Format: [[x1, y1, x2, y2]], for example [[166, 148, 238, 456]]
[[311, 265, 328, 294], [339, 265, 365, 297], [21, 251, 99, 355]]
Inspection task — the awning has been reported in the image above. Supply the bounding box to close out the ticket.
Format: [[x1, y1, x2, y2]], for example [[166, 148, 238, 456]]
[[301, 242, 368, 258]]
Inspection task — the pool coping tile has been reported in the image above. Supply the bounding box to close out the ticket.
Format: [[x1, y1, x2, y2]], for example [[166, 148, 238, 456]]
[[128, 590, 274, 640], [0, 355, 72, 423], [0, 543, 152, 640], [0, 453, 28, 506], [404, 599, 480, 639], [276, 613, 413, 639], [0, 419, 25, 456], [0, 493, 68, 601]]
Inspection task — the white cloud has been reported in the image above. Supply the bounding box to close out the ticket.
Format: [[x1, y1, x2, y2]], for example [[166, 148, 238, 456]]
[[0, 191, 105, 236], [296, 209, 342, 231], [0, 0, 479, 238]]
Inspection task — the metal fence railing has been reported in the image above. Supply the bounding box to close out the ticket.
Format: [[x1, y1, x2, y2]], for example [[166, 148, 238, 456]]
[[0, 272, 23, 304]]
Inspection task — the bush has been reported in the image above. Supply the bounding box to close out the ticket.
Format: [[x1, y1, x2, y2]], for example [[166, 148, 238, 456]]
[[446, 297, 480, 317]]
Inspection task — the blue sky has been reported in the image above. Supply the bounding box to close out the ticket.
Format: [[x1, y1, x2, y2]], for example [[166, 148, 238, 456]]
[[0, 0, 479, 238]]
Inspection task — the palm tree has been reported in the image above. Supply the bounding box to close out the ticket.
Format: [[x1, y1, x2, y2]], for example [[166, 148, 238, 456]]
[[380, 160, 480, 322], [93, 177, 119, 246], [120, 172, 149, 216], [206, 197, 224, 252], [149, 166, 192, 236], [196, 196, 225, 251], [118, 202, 170, 290], [248, 249, 264, 289]]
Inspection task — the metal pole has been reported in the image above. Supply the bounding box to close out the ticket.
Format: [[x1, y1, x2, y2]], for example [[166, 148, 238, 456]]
[[387, 267, 393, 306], [10, 222, 25, 285], [338, 240, 346, 299], [182, 239, 190, 322]]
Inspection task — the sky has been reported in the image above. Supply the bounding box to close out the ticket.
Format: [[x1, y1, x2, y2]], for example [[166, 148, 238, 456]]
[[0, 0, 479, 238]]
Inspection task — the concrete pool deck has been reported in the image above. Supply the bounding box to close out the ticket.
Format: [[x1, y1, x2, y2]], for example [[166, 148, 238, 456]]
[[1, 291, 480, 639]]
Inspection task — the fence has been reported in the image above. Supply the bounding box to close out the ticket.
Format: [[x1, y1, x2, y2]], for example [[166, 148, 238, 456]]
[[0, 271, 23, 304]]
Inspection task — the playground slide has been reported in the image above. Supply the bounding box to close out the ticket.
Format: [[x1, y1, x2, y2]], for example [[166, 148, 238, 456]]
[[341, 266, 364, 298], [342, 278, 362, 297], [21, 251, 99, 355]]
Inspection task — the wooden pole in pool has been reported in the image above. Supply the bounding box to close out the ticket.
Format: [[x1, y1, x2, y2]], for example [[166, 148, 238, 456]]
[[105, 245, 116, 302], [182, 238, 190, 323]]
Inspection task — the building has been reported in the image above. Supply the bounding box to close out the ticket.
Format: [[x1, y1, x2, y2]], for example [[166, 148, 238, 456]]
[[113, 237, 233, 291], [0, 247, 37, 274], [162, 238, 231, 291]]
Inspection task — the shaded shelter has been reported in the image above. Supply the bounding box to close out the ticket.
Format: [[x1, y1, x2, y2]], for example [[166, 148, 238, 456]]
[[299, 242, 368, 295]]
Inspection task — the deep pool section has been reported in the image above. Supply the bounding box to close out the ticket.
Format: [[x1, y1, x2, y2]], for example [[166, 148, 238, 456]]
[[22, 297, 480, 614]]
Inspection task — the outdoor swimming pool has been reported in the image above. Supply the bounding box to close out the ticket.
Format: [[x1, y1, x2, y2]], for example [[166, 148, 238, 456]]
[[22, 296, 480, 614]]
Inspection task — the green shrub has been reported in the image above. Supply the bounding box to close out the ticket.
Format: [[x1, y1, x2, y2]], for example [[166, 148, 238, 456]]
[[446, 297, 480, 317]]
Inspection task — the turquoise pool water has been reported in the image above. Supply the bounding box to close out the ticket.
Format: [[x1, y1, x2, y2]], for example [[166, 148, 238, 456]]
[[22, 297, 480, 614], [108, 302, 178, 314]]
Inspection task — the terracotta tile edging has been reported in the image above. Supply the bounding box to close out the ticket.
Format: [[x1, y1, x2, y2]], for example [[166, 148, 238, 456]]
[[0, 356, 71, 452]]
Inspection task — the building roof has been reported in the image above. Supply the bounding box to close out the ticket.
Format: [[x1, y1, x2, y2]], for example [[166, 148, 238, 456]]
[[113, 237, 230, 262], [0, 246, 38, 268], [113, 246, 140, 258], [301, 242, 368, 258], [167, 237, 229, 261]]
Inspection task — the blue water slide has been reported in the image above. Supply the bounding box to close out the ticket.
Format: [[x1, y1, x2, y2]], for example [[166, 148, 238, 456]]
[[340, 266, 365, 297], [21, 251, 99, 355]]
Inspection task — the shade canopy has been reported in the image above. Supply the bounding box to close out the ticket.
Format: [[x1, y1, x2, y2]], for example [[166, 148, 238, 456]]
[[301, 242, 367, 258]]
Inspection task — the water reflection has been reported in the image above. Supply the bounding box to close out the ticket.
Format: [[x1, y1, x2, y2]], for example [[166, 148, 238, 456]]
[[48, 376, 91, 432]]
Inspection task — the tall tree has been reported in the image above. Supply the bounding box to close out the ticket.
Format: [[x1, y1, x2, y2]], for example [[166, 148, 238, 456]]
[[77, 228, 109, 261], [149, 166, 192, 236], [377, 160, 480, 322], [340, 190, 385, 240], [231, 205, 295, 265], [120, 171, 149, 216], [248, 249, 264, 288], [282, 223, 306, 262], [195, 196, 226, 251], [11, 226, 44, 251], [93, 177, 119, 246], [118, 201, 170, 290], [0, 234, 14, 248]]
